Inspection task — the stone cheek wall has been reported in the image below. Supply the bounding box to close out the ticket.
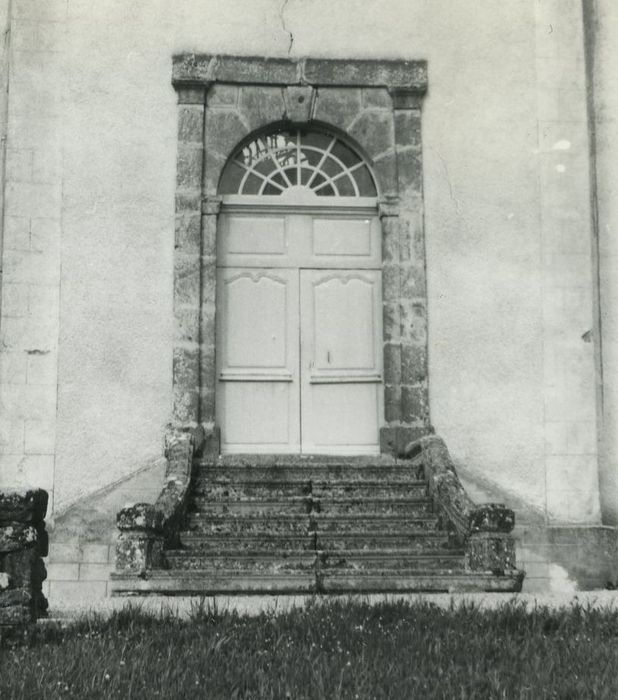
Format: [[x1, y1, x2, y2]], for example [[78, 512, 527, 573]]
[[114, 427, 203, 576], [0, 489, 48, 627]]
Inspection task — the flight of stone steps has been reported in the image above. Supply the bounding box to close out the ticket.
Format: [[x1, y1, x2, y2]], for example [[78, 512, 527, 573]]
[[132, 454, 522, 594]]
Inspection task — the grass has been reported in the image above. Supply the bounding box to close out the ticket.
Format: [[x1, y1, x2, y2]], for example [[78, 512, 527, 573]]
[[2, 598, 618, 699]]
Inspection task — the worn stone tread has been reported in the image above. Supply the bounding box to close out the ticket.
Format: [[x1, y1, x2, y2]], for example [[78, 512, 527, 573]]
[[110, 569, 524, 595]]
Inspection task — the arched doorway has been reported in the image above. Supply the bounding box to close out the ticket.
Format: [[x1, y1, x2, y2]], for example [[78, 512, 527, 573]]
[[215, 127, 383, 454]]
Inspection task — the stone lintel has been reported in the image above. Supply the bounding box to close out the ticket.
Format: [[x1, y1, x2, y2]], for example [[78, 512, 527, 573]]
[[172, 55, 428, 93]]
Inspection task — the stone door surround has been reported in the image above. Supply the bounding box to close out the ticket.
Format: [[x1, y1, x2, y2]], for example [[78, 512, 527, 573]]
[[171, 54, 429, 455]]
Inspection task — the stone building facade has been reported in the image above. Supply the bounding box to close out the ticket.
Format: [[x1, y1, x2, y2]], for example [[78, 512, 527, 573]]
[[0, 0, 617, 599]]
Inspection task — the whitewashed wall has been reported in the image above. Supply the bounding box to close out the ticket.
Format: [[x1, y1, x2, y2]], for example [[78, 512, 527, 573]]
[[0, 0, 603, 526]]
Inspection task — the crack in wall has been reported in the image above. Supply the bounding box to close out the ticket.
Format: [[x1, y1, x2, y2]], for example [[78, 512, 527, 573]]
[[279, 0, 294, 55]]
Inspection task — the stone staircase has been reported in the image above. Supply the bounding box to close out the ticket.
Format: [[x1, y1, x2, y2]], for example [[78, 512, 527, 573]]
[[112, 452, 523, 595]]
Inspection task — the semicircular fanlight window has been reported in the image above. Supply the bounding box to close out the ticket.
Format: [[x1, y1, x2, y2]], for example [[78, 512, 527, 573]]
[[218, 128, 377, 197]]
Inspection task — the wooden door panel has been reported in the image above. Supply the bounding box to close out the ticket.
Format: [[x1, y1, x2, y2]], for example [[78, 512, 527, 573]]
[[217, 268, 300, 453], [300, 269, 383, 454]]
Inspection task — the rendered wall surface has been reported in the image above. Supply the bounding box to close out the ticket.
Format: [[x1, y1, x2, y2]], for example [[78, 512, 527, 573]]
[[0, 0, 603, 539], [590, 0, 618, 525]]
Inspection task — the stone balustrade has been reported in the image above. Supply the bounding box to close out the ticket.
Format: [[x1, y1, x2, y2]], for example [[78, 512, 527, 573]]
[[114, 427, 204, 575], [0, 489, 49, 628], [404, 435, 523, 578]]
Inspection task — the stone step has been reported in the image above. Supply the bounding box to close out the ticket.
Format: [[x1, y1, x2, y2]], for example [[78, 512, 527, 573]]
[[191, 498, 313, 516], [314, 498, 434, 516], [185, 513, 440, 536], [189, 497, 433, 517], [110, 570, 316, 595], [179, 533, 316, 551], [317, 550, 466, 572], [197, 454, 402, 467], [179, 531, 451, 553], [166, 549, 466, 573], [185, 514, 313, 536], [191, 480, 429, 500], [314, 532, 450, 551], [311, 514, 440, 533], [110, 569, 524, 596], [166, 550, 317, 572], [317, 570, 525, 594], [194, 463, 425, 484], [312, 481, 428, 499]]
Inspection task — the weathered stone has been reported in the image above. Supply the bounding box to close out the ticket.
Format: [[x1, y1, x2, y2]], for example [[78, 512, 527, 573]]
[[174, 306, 200, 344], [203, 149, 228, 195], [174, 253, 200, 306], [199, 388, 216, 425], [117, 503, 165, 533], [383, 384, 402, 423], [304, 58, 428, 90], [173, 346, 200, 425], [0, 490, 48, 524], [396, 148, 423, 195], [348, 111, 394, 159], [469, 504, 515, 534], [284, 86, 314, 123], [382, 264, 400, 303], [175, 191, 201, 212], [401, 344, 428, 385], [0, 548, 45, 588], [239, 85, 286, 131], [201, 259, 216, 304], [313, 88, 362, 132], [466, 533, 517, 573], [381, 216, 400, 263], [400, 301, 427, 344], [372, 152, 398, 196], [0, 572, 10, 591], [176, 144, 203, 190], [201, 214, 217, 256], [115, 532, 165, 574], [0, 523, 38, 553], [383, 343, 402, 385], [390, 87, 424, 110], [173, 55, 428, 92], [400, 263, 426, 297], [394, 111, 421, 148], [175, 84, 207, 105], [382, 302, 401, 343], [401, 385, 428, 424], [207, 84, 238, 108], [177, 105, 204, 143], [363, 88, 392, 110], [175, 213, 201, 253], [0, 597, 31, 625], [205, 111, 249, 163]]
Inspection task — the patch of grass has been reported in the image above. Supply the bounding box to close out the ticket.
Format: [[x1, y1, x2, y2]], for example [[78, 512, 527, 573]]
[[2, 598, 618, 698]]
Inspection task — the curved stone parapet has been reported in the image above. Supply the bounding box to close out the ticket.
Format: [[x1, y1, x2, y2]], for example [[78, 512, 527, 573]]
[[115, 427, 204, 575], [403, 435, 523, 579]]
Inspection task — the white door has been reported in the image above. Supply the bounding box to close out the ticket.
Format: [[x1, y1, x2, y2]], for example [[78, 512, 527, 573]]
[[300, 269, 383, 454], [216, 209, 382, 454]]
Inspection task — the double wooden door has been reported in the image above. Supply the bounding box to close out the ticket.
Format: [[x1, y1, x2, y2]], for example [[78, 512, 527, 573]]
[[216, 208, 383, 454]]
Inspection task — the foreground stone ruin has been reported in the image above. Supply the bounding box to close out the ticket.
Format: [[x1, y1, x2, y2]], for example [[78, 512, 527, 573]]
[[0, 489, 49, 630]]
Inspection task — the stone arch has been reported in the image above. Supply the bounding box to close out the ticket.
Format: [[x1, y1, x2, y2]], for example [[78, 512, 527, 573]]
[[172, 55, 429, 455]]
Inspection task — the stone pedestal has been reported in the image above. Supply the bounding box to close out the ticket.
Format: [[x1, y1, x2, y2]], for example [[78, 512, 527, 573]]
[[0, 489, 49, 629]]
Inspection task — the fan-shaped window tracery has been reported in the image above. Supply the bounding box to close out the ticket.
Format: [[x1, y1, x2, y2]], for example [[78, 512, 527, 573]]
[[219, 128, 377, 197]]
